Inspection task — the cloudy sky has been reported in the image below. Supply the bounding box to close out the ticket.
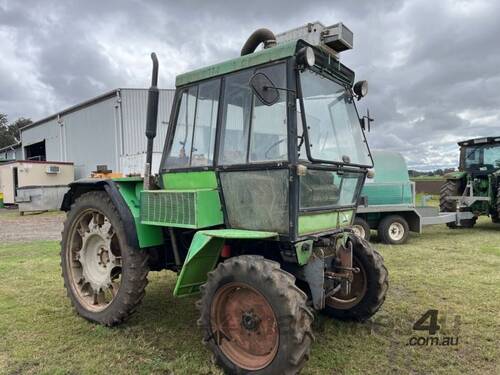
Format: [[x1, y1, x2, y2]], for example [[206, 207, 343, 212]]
[[1, 0, 499, 170]]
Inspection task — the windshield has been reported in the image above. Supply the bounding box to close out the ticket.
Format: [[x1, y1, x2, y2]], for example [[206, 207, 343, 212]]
[[463, 143, 500, 170], [299, 69, 372, 166]]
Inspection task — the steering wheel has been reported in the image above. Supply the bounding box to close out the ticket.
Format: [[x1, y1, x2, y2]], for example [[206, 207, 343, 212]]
[[264, 138, 286, 159]]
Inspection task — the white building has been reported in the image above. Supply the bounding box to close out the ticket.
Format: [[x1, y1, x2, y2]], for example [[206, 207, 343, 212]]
[[20, 88, 175, 179]]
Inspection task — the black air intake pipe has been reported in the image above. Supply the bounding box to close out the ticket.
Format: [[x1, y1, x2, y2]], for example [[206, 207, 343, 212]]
[[241, 28, 277, 56]]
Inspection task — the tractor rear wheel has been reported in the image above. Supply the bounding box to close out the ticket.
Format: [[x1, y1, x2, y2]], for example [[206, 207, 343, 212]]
[[61, 191, 148, 326], [197, 255, 314, 375], [324, 236, 388, 321]]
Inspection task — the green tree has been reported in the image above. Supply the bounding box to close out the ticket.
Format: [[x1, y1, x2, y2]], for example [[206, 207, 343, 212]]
[[0, 113, 32, 148]]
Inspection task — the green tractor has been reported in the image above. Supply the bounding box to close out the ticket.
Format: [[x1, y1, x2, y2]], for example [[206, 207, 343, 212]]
[[440, 137, 500, 228], [60, 22, 388, 374]]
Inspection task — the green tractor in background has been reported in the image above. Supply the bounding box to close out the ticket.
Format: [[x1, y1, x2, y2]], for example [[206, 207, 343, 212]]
[[440, 137, 500, 227], [60, 22, 388, 374]]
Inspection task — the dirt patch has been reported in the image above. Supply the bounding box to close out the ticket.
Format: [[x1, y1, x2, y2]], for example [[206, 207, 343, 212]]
[[414, 179, 445, 194], [0, 208, 65, 243]]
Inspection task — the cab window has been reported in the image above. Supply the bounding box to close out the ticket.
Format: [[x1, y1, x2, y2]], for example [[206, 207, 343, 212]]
[[166, 79, 221, 168], [218, 63, 287, 165]]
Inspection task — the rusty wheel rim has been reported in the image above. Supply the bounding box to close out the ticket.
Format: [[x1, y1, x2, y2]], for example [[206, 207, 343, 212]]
[[66, 209, 122, 312], [210, 282, 279, 371], [326, 256, 367, 310]]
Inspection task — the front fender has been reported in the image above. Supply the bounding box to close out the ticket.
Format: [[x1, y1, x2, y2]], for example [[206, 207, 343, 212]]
[[444, 171, 466, 180]]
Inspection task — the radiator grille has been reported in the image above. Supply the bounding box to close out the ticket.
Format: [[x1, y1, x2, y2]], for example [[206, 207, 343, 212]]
[[141, 191, 196, 226]]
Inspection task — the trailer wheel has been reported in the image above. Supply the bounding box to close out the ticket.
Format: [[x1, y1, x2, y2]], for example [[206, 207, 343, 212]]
[[197, 255, 314, 375], [352, 217, 371, 241], [61, 191, 148, 326], [324, 236, 388, 321], [378, 215, 409, 244]]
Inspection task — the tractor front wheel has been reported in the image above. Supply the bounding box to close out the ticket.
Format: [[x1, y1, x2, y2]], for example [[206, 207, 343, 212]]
[[323, 236, 388, 321], [61, 191, 149, 326], [439, 180, 476, 228], [198, 255, 314, 374]]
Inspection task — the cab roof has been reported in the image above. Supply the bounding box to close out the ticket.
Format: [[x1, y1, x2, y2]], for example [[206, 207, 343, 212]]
[[175, 40, 354, 87], [458, 137, 500, 146]]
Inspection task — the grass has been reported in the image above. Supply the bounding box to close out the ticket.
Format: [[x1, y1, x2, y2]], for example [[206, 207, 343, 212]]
[[1, 219, 500, 374]]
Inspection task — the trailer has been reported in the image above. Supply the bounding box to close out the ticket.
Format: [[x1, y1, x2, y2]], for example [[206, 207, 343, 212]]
[[353, 151, 474, 244]]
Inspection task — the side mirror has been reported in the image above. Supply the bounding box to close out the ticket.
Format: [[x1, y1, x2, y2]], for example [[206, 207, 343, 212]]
[[249, 72, 280, 106], [360, 109, 373, 132], [360, 117, 369, 132]]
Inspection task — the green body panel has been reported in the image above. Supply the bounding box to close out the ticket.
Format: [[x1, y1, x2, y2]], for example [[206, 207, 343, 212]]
[[176, 41, 298, 87], [298, 210, 354, 236], [112, 176, 144, 183], [174, 229, 278, 297], [444, 171, 467, 180], [361, 151, 413, 205], [295, 240, 313, 265], [162, 171, 218, 190], [140, 189, 223, 228], [142, 171, 224, 229], [113, 179, 164, 248]]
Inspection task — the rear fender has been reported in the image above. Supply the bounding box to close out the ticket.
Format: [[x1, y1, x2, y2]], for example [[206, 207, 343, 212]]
[[61, 178, 163, 249]]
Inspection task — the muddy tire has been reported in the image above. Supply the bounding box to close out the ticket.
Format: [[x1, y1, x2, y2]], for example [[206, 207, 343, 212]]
[[440, 180, 459, 213], [352, 217, 371, 241], [439, 180, 473, 228], [494, 186, 500, 223], [324, 236, 388, 321], [197, 255, 314, 375], [61, 191, 148, 326], [378, 215, 409, 244]]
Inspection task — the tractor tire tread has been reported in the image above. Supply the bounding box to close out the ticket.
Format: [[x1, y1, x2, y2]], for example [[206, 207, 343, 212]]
[[197, 255, 314, 375], [61, 191, 149, 327]]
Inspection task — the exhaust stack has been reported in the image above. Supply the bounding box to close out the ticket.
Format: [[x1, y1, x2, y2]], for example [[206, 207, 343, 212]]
[[144, 52, 159, 190]]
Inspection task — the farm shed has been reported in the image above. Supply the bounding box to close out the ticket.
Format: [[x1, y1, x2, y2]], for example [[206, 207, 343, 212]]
[[0, 143, 22, 161], [20, 88, 175, 179]]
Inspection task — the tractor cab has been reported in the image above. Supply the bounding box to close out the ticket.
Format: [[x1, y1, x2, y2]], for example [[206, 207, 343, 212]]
[[158, 32, 372, 243], [440, 136, 500, 227], [459, 137, 500, 175]]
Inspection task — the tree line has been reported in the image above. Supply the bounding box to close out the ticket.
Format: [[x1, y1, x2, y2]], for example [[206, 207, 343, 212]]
[[408, 168, 456, 177], [0, 113, 32, 149]]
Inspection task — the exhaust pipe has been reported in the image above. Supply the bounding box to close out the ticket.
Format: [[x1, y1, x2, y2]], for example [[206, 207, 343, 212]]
[[241, 28, 276, 56], [144, 52, 159, 190]]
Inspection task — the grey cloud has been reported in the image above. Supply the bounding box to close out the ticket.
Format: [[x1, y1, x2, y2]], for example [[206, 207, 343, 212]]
[[1, 0, 499, 170]]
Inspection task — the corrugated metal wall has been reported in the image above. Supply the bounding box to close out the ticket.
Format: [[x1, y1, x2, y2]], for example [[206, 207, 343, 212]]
[[0, 147, 21, 161], [15, 147, 22, 160], [20, 88, 175, 180], [119, 89, 174, 175], [22, 117, 62, 161], [63, 96, 118, 178]]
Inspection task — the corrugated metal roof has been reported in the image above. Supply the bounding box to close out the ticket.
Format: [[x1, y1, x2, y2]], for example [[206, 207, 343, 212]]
[[21, 88, 174, 131], [0, 142, 21, 152]]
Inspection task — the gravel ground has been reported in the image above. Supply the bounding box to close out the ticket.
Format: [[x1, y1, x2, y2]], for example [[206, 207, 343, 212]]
[[0, 208, 65, 243]]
